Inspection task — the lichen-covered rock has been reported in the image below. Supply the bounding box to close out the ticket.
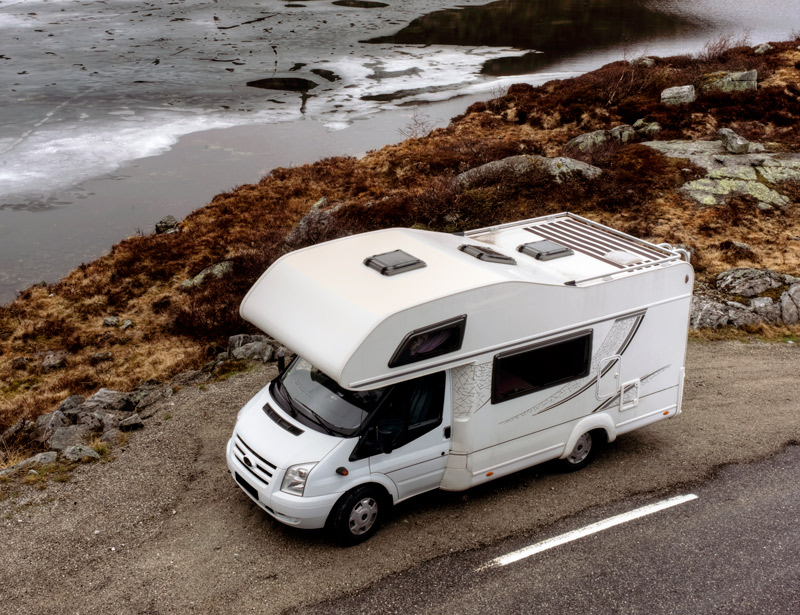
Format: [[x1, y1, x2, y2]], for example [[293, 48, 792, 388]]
[[780, 292, 799, 325], [563, 130, 610, 154], [610, 124, 636, 143], [0, 452, 58, 477], [689, 296, 763, 329], [632, 119, 661, 137], [661, 85, 696, 105], [754, 43, 773, 55], [700, 70, 757, 93], [231, 341, 274, 362], [457, 154, 601, 188], [716, 268, 785, 297], [180, 261, 234, 290], [42, 352, 67, 371], [103, 316, 120, 327]]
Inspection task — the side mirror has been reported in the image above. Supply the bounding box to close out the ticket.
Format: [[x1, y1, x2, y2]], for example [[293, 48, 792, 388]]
[[376, 425, 394, 455]]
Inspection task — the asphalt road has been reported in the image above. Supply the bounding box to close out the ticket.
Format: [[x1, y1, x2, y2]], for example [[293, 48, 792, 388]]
[[293, 445, 800, 614], [1, 340, 799, 614]]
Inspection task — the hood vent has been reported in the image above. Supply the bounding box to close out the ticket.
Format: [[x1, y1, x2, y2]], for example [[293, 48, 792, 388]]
[[364, 249, 426, 276]]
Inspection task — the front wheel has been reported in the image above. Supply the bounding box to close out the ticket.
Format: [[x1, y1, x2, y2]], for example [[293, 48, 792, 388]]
[[558, 431, 595, 472], [327, 485, 386, 546]]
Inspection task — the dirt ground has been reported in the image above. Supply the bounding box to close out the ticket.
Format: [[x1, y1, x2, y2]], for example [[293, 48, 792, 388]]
[[1, 339, 798, 614]]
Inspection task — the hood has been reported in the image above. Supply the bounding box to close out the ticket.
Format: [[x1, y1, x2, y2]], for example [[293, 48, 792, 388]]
[[234, 384, 344, 470]]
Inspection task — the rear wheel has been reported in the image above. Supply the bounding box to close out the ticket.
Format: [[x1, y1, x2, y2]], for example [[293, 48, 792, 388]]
[[558, 431, 595, 472], [327, 485, 386, 546]]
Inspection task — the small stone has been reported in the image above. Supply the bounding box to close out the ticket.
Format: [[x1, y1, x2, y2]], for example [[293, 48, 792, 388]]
[[42, 353, 67, 371], [119, 414, 144, 431], [90, 351, 114, 365], [11, 357, 28, 370], [754, 43, 773, 55], [155, 215, 179, 234], [717, 128, 750, 154], [120, 319, 134, 331], [61, 445, 101, 462], [180, 261, 234, 290]]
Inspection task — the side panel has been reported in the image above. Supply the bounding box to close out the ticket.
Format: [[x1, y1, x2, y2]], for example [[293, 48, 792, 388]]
[[441, 295, 690, 490]]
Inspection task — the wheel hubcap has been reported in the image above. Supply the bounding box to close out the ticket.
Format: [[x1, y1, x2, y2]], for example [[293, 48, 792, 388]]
[[348, 497, 378, 535], [567, 432, 591, 464]]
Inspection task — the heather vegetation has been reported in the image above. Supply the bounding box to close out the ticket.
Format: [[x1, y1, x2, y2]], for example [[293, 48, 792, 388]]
[[2, 38, 800, 462]]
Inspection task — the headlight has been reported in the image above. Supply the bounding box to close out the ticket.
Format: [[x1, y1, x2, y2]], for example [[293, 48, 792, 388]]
[[281, 462, 317, 496]]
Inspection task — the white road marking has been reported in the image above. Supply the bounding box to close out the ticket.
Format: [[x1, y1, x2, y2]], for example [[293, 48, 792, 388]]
[[479, 493, 698, 570]]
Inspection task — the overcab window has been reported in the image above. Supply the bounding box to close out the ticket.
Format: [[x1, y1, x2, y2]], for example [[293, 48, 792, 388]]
[[492, 331, 592, 404], [389, 315, 467, 368]]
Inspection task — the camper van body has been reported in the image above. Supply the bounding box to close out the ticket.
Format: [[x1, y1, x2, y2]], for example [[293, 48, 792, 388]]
[[226, 213, 694, 543]]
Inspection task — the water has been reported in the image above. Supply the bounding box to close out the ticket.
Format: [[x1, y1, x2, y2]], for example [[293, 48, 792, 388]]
[[1, 0, 799, 302]]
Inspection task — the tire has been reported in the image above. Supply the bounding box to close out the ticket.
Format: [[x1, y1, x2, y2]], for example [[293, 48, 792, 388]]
[[327, 485, 386, 546], [558, 431, 596, 472]]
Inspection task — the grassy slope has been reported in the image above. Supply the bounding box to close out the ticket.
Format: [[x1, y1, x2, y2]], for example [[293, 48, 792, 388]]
[[2, 39, 800, 458]]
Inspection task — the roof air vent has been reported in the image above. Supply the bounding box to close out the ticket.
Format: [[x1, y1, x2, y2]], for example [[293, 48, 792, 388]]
[[458, 244, 516, 265], [364, 249, 426, 276], [517, 239, 574, 261], [605, 250, 645, 267]]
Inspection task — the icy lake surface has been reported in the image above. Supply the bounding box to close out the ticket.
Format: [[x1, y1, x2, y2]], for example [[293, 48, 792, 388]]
[[1, 0, 799, 301]]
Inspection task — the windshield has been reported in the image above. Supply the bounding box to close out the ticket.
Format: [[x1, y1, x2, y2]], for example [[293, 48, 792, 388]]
[[273, 357, 387, 436]]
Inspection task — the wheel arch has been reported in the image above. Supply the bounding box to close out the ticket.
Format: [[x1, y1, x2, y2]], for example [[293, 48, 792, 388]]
[[561, 415, 615, 459]]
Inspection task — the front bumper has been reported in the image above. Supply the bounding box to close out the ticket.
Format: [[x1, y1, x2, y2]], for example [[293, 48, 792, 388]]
[[226, 437, 340, 530]]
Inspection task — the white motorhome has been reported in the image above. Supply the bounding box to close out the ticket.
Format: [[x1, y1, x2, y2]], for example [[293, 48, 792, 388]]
[[226, 213, 693, 544]]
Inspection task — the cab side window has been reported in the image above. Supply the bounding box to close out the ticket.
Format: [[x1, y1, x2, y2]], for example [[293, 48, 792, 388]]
[[363, 371, 446, 454]]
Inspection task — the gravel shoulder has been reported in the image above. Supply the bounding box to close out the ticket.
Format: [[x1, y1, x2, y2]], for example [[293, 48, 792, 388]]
[[1, 340, 798, 614]]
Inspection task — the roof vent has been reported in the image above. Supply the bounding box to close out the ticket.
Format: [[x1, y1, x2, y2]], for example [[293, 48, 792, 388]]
[[605, 250, 645, 267], [364, 249, 426, 276], [458, 244, 516, 265], [517, 239, 574, 261]]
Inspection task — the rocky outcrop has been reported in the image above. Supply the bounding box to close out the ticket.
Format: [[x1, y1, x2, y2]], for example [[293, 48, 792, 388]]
[[641, 139, 800, 210], [456, 154, 601, 189], [691, 268, 800, 329], [155, 215, 179, 235]]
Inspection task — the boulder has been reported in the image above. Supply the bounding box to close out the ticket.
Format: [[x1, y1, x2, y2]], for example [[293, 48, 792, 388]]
[[610, 124, 636, 143], [34, 410, 69, 444], [130, 384, 174, 419], [633, 119, 661, 137], [100, 428, 125, 445], [754, 43, 773, 55], [103, 316, 120, 327], [700, 70, 757, 93], [629, 56, 655, 68], [717, 128, 750, 154], [180, 261, 234, 290], [119, 414, 144, 431], [284, 197, 344, 250], [661, 85, 696, 106], [780, 292, 799, 325], [56, 395, 85, 414], [155, 215, 179, 234], [231, 341, 274, 362], [716, 268, 784, 297], [563, 130, 610, 155], [750, 297, 781, 323], [456, 154, 601, 189], [82, 388, 135, 413], [61, 445, 101, 462], [0, 452, 58, 477], [48, 425, 92, 451], [120, 319, 134, 331]]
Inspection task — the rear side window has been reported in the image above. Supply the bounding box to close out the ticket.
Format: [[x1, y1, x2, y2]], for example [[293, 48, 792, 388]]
[[492, 331, 592, 404], [389, 315, 467, 368]]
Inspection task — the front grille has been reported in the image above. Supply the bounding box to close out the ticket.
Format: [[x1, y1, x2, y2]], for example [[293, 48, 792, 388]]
[[233, 434, 277, 486]]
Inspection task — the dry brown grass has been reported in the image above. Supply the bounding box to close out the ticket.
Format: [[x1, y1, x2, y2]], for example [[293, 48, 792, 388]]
[[2, 41, 800, 453]]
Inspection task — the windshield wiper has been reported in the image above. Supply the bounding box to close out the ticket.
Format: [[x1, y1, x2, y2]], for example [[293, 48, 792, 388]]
[[301, 404, 338, 436]]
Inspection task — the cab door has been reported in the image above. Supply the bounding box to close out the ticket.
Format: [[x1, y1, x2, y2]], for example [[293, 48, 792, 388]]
[[366, 371, 451, 501]]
